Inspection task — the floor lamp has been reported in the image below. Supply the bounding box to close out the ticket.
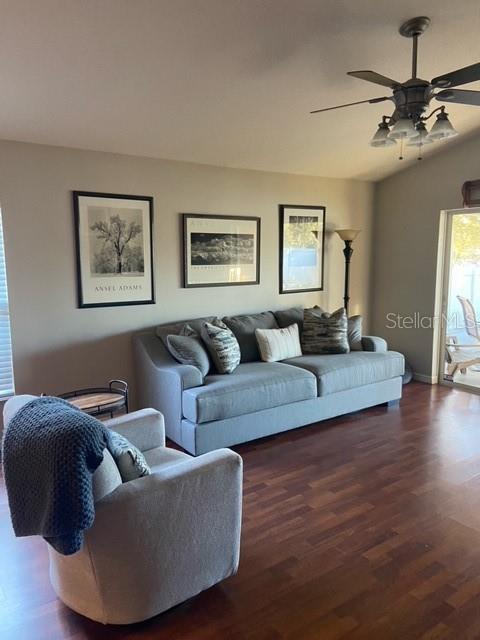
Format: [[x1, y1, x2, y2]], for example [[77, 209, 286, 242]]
[[335, 229, 361, 315]]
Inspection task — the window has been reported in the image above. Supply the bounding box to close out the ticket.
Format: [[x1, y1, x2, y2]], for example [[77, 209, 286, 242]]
[[0, 211, 14, 398]]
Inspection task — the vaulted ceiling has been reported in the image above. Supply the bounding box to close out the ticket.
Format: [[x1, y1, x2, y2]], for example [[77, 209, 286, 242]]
[[2, 0, 480, 180]]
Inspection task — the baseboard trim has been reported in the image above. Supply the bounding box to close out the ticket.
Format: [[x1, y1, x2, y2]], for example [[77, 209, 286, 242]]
[[413, 372, 438, 384]]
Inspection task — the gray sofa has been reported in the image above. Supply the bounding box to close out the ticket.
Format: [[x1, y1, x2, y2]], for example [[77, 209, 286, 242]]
[[134, 308, 404, 456]]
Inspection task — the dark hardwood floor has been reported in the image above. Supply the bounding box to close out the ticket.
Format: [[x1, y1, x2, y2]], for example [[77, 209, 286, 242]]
[[3, 382, 480, 639]]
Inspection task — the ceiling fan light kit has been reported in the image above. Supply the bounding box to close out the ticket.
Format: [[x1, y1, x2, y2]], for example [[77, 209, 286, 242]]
[[427, 109, 458, 140], [406, 121, 433, 147], [387, 117, 417, 140], [311, 16, 480, 162], [370, 118, 396, 147]]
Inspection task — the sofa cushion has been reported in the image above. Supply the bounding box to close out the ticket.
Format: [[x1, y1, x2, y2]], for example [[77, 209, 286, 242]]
[[182, 362, 316, 424], [274, 307, 304, 331], [283, 351, 405, 397], [274, 306, 323, 334], [348, 315, 363, 351], [223, 311, 278, 362], [143, 446, 190, 472], [155, 316, 215, 347]]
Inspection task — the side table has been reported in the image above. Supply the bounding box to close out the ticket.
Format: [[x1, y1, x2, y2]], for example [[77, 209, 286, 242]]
[[60, 380, 129, 418]]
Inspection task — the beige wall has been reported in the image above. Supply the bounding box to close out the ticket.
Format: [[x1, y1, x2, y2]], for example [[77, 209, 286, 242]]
[[372, 134, 480, 379], [0, 140, 373, 402]]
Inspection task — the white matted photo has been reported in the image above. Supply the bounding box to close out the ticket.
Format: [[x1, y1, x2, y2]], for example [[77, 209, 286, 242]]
[[73, 191, 154, 307], [183, 214, 260, 287], [279, 204, 326, 294]]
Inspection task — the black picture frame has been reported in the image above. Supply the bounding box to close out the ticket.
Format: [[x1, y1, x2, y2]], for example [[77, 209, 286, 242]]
[[279, 204, 326, 294], [73, 191, 155, 308], [182, 213, 261, 288]]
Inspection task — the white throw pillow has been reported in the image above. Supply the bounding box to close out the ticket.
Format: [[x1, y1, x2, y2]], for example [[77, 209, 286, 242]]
[[255, 323, 302, 362]]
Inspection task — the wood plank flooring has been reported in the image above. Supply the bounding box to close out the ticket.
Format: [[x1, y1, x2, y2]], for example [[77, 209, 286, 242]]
[[3, 382, 480, 639]]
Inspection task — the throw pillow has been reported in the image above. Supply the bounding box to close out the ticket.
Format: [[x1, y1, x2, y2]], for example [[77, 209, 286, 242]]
[[301, 308, 350, 354], [201, 319, 241, 374], [108, 431, 151, 482], [348, 315, 363, 351], [155, 316, 215, 347], [255, 323, 302, 362], [166, 324, 210, 377]]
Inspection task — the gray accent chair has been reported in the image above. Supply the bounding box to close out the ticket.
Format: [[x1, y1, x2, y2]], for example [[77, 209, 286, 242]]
[[3, 398, 243, 625], [134, 309, 405, 456]]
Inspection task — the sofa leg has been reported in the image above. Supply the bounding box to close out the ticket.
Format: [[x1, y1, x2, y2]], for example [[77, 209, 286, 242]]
[[384, 399, 400, 408]]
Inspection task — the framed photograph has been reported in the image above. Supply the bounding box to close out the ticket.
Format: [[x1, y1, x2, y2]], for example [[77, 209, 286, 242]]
[[182, 214, 260, 288], [73, 191, 154, 308], [279, 204, 326, 294]]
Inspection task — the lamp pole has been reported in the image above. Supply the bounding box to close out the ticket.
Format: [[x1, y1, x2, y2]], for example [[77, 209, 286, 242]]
[[335, 229, 361, 315], [342, 240, 354, 315]]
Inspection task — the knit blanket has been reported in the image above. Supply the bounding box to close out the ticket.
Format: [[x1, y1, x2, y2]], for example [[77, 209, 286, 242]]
[[2, 396, 111, 555]]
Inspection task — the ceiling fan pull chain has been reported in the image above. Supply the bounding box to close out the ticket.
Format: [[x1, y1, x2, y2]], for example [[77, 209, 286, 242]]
[[399, 138, 404, 161]]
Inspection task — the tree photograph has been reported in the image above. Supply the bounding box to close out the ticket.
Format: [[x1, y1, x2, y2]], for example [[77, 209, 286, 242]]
[[88, 207, 144, 276]]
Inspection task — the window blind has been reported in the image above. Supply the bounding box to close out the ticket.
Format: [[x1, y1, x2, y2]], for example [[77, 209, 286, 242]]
[[0, 212, 14, 398]]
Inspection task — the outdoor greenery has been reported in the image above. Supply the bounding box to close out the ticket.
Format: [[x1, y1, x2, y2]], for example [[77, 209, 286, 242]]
[[285, 216, 318, 248], [452, 214, 480, 264]]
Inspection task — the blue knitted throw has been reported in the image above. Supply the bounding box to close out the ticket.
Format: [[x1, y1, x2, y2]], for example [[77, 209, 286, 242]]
[[2, 396, 111, 555]]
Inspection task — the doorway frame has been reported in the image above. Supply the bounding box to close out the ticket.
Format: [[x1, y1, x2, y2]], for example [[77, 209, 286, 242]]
[[437, 206, 480, 393]]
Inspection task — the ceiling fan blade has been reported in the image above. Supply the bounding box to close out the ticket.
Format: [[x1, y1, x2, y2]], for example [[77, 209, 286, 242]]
[[432, 62, 480, 88], [347, 70, 401, 89], [310, 96, 390, 114], [435, 88, 480, 106]]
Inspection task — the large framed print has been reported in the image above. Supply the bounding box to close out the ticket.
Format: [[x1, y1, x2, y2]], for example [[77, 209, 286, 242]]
[[73, 191, 154, 308], [183, 214, 260, 288], [279, 204, 326, 294]]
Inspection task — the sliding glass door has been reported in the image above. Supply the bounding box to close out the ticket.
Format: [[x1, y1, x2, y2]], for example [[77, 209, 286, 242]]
[[440, 209, 480, 391]]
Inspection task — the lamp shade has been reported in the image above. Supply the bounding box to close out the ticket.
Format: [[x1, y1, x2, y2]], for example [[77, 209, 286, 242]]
[[388, 117, 417, 140], [336, 229, 361, 242], [427, 111, 457, 140], [370, 122, 396, 147], [407, 122, 433, 147]]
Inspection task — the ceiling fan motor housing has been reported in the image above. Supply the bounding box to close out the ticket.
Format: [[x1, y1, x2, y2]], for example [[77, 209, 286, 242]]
[[392, 80, 432, 121]]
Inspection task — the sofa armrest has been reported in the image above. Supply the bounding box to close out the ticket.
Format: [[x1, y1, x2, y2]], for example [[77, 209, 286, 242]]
[[134, 332, 204, 445], [98, 448, 242, 508], [140, 333, 203, 390], [362, 336, 388, 352], [87, 449, 242, 622], [104, 408, 165, 451]]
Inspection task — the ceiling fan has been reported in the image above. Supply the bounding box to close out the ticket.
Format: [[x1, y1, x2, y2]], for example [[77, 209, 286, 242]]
[[311, 16, 480, 159]]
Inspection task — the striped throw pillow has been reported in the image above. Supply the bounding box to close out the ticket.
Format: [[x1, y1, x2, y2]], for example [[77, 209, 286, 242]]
[[301, 307, 350, 354], [200, 319, 241, 374], [108, 431, 151, 482], [255, 323, 302, 362]]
